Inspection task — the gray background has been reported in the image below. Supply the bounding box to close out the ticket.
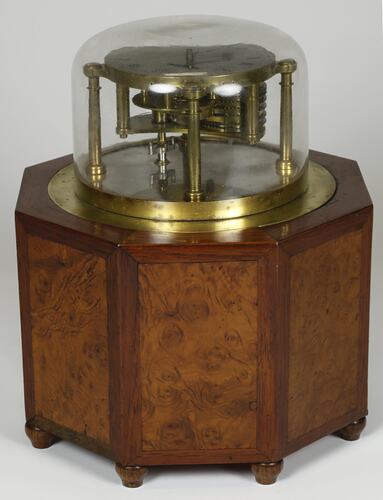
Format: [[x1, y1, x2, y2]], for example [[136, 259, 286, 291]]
[[0, 1, 382, 498]]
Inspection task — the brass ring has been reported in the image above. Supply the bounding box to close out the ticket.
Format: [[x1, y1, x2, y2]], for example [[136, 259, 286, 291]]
[[48, 162, 336, 233]]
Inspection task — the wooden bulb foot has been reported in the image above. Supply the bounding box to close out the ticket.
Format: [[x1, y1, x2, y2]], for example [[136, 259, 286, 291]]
[[115, 464, 147, 488], [251, 460, 283, 485], [335, 417, 366, 441], [25, 421, 60, 449]]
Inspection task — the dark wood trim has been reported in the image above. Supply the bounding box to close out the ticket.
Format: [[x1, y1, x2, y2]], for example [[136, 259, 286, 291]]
[[280, 207, 371, 257], [110, 251, 141, 465], [15, 214, 35, 420], [124, 253, 142, 465], [125, 241, 275, 264], [134, 449, 269, 466], [30, 416, 114, 459], [285, 409, 367, 456], [255, 248, 283, 461], [358, 210, 373, 413], [277, 247, 291, 457], [16, 212, 117, 258], [106, 249, 122, 459]]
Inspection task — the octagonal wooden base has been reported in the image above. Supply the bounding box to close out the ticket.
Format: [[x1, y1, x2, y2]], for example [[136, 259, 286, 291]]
[[16, 151, 372, 486]]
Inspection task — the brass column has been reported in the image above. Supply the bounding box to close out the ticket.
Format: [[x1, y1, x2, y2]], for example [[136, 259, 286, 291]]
[[276, 59, 297, 177], [84, 63, 105, 181], [142, 89, 149, 106], [153, 110, 168, 177], [116, 83, 129, 138], [244, 84, 259, 145], [185, 90, 203, 202]]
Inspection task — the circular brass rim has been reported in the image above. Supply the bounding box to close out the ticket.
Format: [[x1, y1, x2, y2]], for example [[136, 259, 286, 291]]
[[75, 166, 309, 222], [48, 162, 336, 233], [103, 44, 278, 90], [104, 63, 278, 90]]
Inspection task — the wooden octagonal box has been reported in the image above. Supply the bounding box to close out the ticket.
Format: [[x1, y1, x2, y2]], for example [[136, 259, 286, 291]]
[[16, 150, 372, 487]]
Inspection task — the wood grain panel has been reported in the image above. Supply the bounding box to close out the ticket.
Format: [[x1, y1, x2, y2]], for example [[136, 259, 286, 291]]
[[139, 261, 259, 451], [28, 235, 110, 444], [288, 230, 362, 442]]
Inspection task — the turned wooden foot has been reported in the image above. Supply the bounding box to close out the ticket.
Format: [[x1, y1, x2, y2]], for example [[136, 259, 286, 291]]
[[251, 460, 283, 485], [115, 464, 147, 488], [335, 417, 366, 441], [25, 421, 60, 449]]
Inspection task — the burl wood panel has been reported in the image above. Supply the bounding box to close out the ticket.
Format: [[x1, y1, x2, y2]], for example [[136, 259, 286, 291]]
[[288, 230, 362, 441], [139, 261, 259, 451], [28, 235, 110, 444]]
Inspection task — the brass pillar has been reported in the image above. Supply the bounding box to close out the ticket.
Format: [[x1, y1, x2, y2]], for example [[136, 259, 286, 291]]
[[185, 90, 203, 202], [163, 92, 172, 110], [276, 59, 297, 177], [153, 111, 168, 179], [116, 84, 129, 138], [153, 110, 167, 148], [244, 84, 259, 145], [84, 63, 105, 182], [142, 89, 149, 106]]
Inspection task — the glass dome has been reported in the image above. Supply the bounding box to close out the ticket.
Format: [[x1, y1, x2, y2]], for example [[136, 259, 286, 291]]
[[71, 15, 309, 222]]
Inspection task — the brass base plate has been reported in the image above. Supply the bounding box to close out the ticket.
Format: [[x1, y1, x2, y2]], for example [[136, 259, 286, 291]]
[[48, 162, 336, 233]]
